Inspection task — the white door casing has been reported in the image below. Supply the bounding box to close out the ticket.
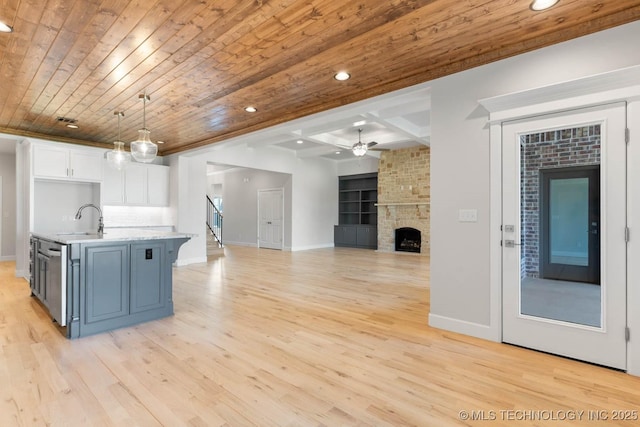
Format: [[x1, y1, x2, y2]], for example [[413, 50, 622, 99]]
[[0, 176, 2, 257], [502, 103, 627, 370], [258, 188, 284, 250]]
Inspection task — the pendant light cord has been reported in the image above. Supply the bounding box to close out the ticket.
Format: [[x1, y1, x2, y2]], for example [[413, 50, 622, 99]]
[[140, 93, 150, 130]]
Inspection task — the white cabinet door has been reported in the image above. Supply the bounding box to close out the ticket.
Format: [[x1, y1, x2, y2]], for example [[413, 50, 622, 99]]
[[147, 165, 169, 206], [102, 164, 124, 204], [124, 163, 147, 205], [33, 145, 104, 182], [70, 151, 103, 181], [33, 146, 69, 178]]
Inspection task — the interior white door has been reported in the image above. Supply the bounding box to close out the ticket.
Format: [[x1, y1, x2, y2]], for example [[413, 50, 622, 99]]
[[258, 189, 283, 250], [502, 103, 627, 370]]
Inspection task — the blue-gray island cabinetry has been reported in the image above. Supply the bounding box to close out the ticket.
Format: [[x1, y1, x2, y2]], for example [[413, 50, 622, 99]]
[[30, 229, 190, 339]]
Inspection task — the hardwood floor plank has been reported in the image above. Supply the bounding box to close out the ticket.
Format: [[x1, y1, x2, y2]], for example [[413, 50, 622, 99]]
[[2, 247, 640, 425]]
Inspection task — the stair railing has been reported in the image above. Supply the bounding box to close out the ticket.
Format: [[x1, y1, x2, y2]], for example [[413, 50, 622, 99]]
[[206, 195, 223, 247]]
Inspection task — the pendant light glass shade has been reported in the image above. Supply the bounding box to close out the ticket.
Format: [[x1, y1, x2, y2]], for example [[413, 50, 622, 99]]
[[131, 128, 158, 163], [105, 111, 131, 170], [130, 93, 158, 163]]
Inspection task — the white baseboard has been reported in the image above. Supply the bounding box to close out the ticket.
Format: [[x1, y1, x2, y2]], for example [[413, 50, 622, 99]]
[[0, 255, 16, 261], [15, 269, 27, 279], [428, 313, 501, 342], [290, 243, 334, 251], [174, 256, 208, 267], [223, 241, 258, 248]]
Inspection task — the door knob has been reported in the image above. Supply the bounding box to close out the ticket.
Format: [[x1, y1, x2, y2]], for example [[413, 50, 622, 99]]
[[504, 240, 522, 248]]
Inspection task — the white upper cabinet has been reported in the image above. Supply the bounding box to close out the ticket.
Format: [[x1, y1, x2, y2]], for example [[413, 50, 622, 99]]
[[147, 164, 170, 206], [102, 163, 125, 204], [70, 151, 104, 181], [33, 144, 103, 182], [101, 161, 169, 207], [124, 163, 147, 205]]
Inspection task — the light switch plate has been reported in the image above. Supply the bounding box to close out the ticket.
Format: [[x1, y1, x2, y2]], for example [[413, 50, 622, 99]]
[[459, 209, 478, 223]]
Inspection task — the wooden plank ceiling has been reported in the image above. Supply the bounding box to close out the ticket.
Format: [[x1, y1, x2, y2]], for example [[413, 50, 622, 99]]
[[0, 0, 638, 156]]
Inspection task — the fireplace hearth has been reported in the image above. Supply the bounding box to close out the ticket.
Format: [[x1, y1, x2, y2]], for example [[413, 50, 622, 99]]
[[395, 227, 421, 253]]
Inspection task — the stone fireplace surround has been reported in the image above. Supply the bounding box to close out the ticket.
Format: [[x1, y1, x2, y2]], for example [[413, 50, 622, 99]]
[[377, 146, 430, 255]]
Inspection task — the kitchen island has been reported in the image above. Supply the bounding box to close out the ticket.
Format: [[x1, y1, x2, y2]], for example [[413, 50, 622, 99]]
[[30, 229, 190, 339]]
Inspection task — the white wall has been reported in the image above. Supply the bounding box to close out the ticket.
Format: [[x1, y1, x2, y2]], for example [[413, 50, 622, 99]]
[[33, 181, 100, 233], [336, 156, 379, 176], [290, 159, 337, 251], [220, 168, 292, 248], [170, 155, 207, 266], [0, 153, 16, 259], [429, 21, 640, 335]]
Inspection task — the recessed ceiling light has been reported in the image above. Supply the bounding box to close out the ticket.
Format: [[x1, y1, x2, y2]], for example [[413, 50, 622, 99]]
[[353, 120, 366, 127], [296, 140, 303, 144], [66, 123, 79, 129], [530, 0, 559, 11], [245, 106, 257, 113], [0, 22, 12, 33], [335, 151, 341, 154], [334, 71, 350, 81]]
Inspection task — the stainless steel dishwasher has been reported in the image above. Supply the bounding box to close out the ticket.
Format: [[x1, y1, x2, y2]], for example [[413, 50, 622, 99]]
[[37, 239, 67, 326]]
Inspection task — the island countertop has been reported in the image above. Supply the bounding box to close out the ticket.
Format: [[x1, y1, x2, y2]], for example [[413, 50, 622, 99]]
[[31, 228, 194, 244]]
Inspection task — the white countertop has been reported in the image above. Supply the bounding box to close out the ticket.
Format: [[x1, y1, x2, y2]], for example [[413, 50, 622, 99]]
[[32, 228, 194, 244]]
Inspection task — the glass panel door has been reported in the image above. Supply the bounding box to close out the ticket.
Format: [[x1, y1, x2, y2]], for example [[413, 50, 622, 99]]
[[502, 103, 626, 370]]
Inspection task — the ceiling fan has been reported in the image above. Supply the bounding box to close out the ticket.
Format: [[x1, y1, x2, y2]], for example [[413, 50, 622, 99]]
[[338, 128, 387, 157]]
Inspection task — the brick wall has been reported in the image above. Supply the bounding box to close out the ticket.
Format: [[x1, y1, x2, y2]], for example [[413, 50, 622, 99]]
[[377, 146, 430, 254], [521, 125, 600, 278]]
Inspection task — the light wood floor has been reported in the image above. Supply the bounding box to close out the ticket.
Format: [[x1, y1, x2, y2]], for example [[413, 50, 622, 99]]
[[2, 247, 640, 426]]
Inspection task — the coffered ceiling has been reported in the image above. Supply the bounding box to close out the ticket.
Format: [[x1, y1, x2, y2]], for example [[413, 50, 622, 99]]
[[0, 0, 638, 157]]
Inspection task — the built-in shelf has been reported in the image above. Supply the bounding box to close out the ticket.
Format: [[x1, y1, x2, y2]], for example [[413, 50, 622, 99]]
[[335, 173, 378, 249]]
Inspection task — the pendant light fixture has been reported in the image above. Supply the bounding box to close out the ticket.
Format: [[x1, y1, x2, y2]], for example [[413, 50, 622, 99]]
[[352, 129, 368, 157], [105, 111, 131, 170], [130, 93, 158, 163]]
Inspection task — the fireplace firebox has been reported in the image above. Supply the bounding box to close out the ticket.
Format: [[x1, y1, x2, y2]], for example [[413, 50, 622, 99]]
[[395, 227, 421, 253]]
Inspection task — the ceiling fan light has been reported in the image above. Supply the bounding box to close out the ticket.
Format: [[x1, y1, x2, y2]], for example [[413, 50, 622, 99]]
[[130, 128, 158, 163], [352, 142, 367, 157], [530, 0, 559, 11]]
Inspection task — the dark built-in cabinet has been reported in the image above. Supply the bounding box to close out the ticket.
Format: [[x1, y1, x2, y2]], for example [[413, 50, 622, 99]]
[[334, 173, 378, 249]]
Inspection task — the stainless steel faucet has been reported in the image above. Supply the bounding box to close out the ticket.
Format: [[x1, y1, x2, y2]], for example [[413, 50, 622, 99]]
[[74, 204, 104, 236]]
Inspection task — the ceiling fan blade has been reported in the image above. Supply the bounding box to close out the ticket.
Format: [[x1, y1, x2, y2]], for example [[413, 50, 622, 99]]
[[369, 147, 390, 151], [366, 141, 378, 148]]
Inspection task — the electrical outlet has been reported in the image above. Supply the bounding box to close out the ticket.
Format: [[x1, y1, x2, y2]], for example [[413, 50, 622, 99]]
[[459, 209, 478, 223]]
